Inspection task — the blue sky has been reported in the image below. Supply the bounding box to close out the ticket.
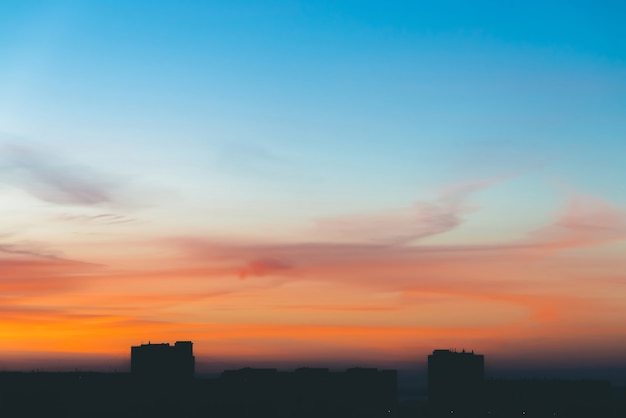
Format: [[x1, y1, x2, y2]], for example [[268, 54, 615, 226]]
[[2, 0, 625, 247]]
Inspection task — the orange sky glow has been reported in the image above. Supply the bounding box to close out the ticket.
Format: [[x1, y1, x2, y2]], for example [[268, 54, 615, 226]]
[[2, 189, 625, 372]]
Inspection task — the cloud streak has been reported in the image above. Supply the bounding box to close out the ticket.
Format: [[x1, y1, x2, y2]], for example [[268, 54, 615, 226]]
[[313, 178, 500, 244], [528, 191, 626, 250], [0, 144, 121, 206], [58, 212, 136, 225]]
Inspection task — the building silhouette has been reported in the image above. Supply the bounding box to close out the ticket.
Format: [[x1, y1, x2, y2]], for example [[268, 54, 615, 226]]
[[428, 349, 485, 417], [130, 341, 194, 379], [427, 348, 616, 417]]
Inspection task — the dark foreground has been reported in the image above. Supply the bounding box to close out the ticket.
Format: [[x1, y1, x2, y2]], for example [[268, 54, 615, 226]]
[[1, 369, 624, 417]]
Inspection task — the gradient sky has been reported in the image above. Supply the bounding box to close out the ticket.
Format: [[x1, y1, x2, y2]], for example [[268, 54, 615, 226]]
[[1, 1, 625, 372]]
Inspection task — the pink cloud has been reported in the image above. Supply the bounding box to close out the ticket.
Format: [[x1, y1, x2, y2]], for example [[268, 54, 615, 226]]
[[0, 256, 94, 294], [313, 177, 501, 244], [238, 258, 291, 279], [528, 192, 626, 250]]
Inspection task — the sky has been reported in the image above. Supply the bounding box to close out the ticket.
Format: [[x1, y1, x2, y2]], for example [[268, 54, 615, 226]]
[[1, 0, 625, 373]]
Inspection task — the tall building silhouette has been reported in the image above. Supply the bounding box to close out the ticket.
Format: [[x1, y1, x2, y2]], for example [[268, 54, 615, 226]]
[[427, 348, 613, 417], [130, 341, 194, 379], [428, 349, 484, 417]]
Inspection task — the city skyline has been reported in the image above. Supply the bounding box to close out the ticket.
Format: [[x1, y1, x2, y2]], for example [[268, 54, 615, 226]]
[[1, 1, 625, 372], [2, 346, 621, 417]]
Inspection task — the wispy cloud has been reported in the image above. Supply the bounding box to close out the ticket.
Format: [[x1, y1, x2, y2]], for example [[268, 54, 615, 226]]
[[0, 241, 66, 259], [236, 188, 625, 279], [215, 141, 288, 179], [527, 191, 626, 250], [0, 144, 121, 206], [58, 212, 136, 225], [313, 178, 500, 244], [0, 257, 93, 298]]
